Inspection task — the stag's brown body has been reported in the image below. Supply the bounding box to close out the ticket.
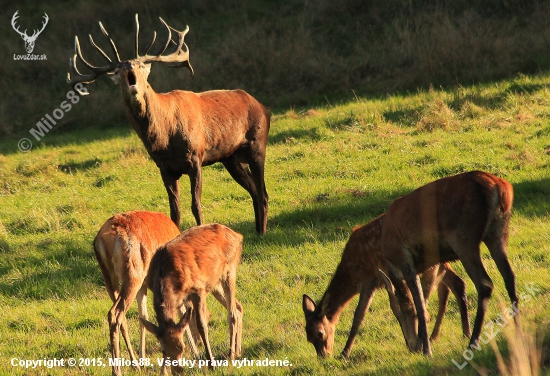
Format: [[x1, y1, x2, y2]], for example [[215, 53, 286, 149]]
[[142, 223, 243, 374], [95, 211, 200, 376], [303, 214, 469, 357], [68, 15, 270, 234]]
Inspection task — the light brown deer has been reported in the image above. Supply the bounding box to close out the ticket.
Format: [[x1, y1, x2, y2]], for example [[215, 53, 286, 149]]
[[94, 211, 199, 376], [304, 170, 518, 358], [141, 223, 243, 374], [68, 15, 270, 234], [302, 215, 470, 357]]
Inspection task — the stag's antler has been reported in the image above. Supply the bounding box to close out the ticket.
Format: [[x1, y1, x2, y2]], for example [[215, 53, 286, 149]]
[[135, 14, 194, 75], [67, 21, 121, 95]]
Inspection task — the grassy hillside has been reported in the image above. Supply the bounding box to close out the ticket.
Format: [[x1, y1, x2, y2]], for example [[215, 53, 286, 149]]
[[3, 0, 550, 137], [1, 72, 550, 375]]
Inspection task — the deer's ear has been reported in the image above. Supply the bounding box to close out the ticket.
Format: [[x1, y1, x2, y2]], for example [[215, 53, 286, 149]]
[[176, 307, 192, 330], [302, 294, 317, 316], [140, 318, 160, 337]]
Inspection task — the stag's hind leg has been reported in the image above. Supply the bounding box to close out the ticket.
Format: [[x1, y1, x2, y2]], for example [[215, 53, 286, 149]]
[[222, 157, 266, 234], [247, 156, 268, 235]]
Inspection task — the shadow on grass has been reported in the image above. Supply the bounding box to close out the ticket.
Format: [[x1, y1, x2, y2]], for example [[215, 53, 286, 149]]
[[268, 127, 323, 145], [0, 125, 133, 155], [234, 187, 410, 259], [512, 178, 550, 219], [0, 237, 101, 301]]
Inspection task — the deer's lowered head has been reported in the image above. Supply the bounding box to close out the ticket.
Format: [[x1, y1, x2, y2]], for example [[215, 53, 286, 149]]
[[141, 308, 192, 374]]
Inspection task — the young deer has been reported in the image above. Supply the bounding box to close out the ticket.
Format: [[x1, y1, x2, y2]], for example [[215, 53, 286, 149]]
[[304, 171, 518, 358], [68, 15, 270, 234], [302, 215, 470, 357], [141, 223, 243, 374], [94, 211, 198, 376]]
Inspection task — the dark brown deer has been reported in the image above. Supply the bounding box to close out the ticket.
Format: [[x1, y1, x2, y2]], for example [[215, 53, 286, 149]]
[[141, 223, 243, 374], [94, 211, 200, 376], [68, 15, 270, 234], [302, 215, 470, 357], [304, 171, 518, 358]]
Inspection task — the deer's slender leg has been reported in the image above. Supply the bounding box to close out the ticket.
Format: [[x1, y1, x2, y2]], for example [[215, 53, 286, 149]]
[[449, 239, 493, 346], [430, 282, 450, 341], [442, 268, 471, 338], [401, 262, 432, 356], [342, 282, 376, 357]]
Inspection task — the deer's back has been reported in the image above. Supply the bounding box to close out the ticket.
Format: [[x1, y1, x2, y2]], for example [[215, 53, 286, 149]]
[[94, 211, 180, 283], [381, 171, 513, 268], [148, 224, 243, 306]]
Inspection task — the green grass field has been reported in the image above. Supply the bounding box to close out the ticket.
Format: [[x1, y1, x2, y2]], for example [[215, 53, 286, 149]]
[[1, 73, 550, 375]]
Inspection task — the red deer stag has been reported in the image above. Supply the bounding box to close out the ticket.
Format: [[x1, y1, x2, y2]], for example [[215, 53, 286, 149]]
[[304, 171, 518, 358], [94, 211, 199, 376], [68, 15, 270, 234], [302, 214, 470, 357], [141, 223, 243, 374]]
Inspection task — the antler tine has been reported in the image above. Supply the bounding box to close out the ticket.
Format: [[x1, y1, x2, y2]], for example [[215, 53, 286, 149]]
[[67, 35, 118, 95], [143, 30, 157, 56], [99, 21, 121, 63], [89, 34, 112, 63], [154, 17, 172, 57], [137, 17, 193, 75], [135, 13, 140, 58]]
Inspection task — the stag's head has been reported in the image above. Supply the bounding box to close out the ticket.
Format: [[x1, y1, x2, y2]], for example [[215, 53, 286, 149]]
[[379, 269, 422, 353], [12, 11, 49, 54], [302, 295, 336, 357], [140, 308, 192, 374], [67, 14, 193, 107]]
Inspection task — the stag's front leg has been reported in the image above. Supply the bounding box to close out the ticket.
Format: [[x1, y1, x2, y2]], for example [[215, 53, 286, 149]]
[[188, 166, 203, 226], [160, 170, 182, 227]]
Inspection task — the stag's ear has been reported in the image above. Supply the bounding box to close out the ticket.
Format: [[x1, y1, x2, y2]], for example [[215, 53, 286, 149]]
[[302, 294, 317, 317], [109, 72, 120, 85], [143, 63, 151, 78], [140, 318, 160, 337]]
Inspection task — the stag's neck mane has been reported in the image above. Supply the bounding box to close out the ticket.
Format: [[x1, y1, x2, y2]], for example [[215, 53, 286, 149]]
[[122, 86, 179, 152]]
